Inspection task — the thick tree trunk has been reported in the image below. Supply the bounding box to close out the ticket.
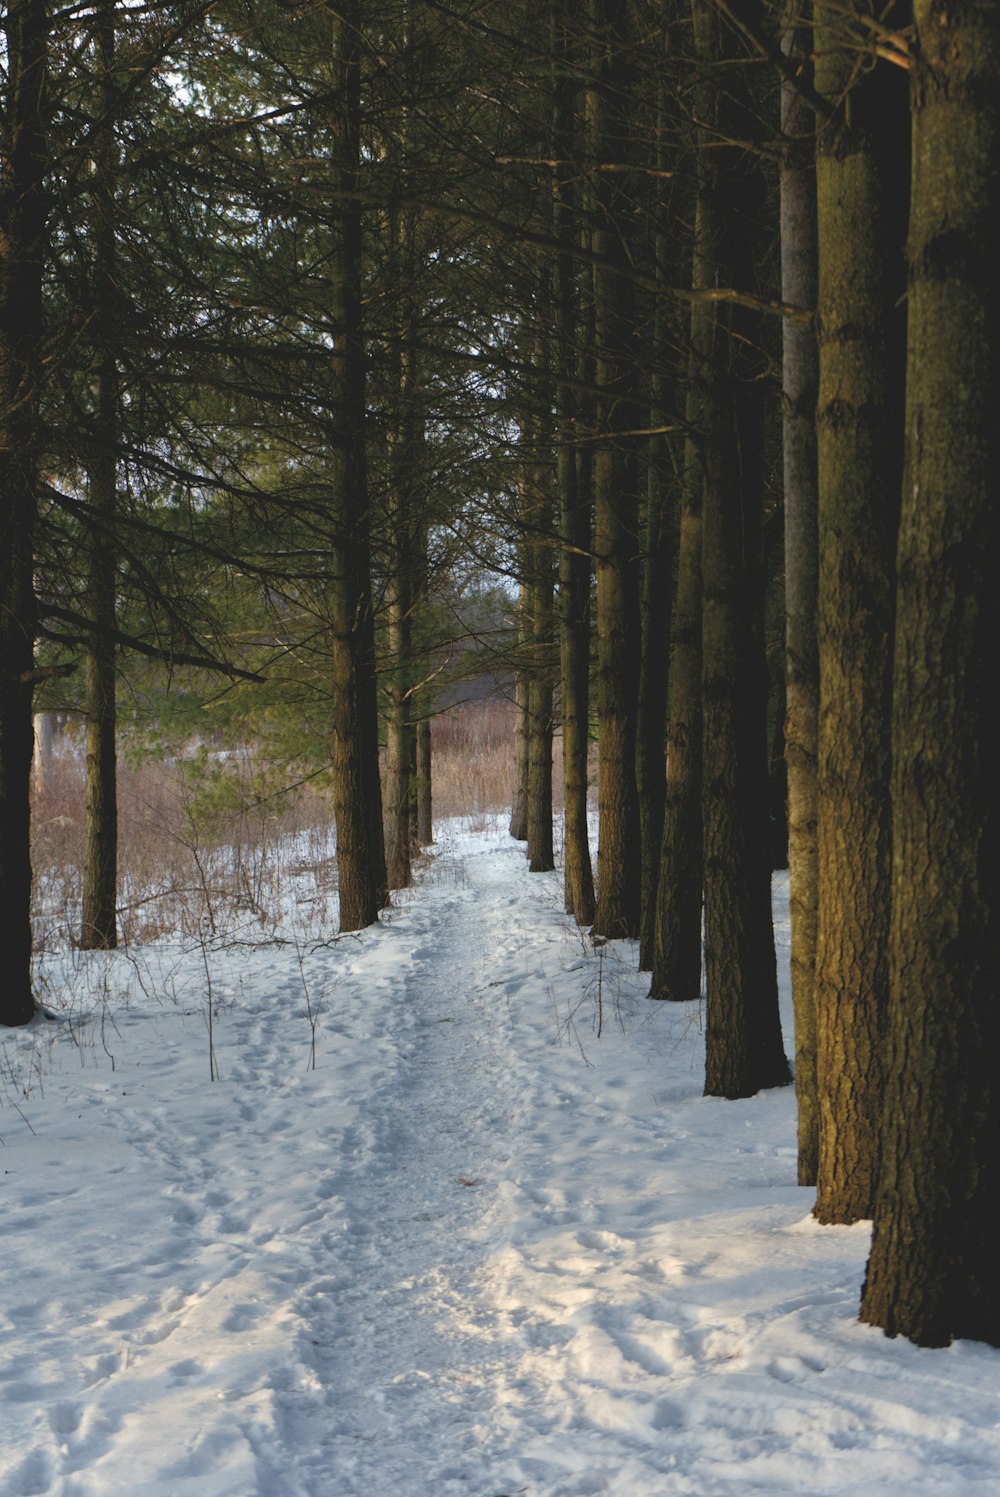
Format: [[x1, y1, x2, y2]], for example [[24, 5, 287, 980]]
[[696, 0, 790, 1098], [590, 0, 641, 940], [780, 1, 820, 1180], [81, 0, 120, 952], [329, 0, 386, 931], [0, 0, 48, 1026], [812, 21, 907, 1222], [860, 0, 1000, 1349]]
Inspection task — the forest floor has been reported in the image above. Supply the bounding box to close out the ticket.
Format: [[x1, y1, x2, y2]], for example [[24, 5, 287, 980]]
[[2, 818, 999, 1496]]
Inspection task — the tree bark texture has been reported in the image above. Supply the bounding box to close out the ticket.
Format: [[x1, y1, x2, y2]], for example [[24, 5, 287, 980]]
[[81, 0, 120, 952], [860, 0, 1000, 1348], [509, 661, 529, 842], [328, 0, 387, 931], [553, 0, 594, 924], [590, 0, 642, 940], [383, 244, 420, 892], [812, 19, 907, 1221], [647, 198, 705, 1005], [0, 0, 48, 1025], [696, 0, 790, 1097], [780, 2, 821, 1182], [525, 509, 556, 876], [636, 68, 676, 972], [523, 344, 556, 875]]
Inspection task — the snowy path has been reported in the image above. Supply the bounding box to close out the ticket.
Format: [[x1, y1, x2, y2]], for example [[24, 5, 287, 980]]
[[3, 823, 1000, 1496]]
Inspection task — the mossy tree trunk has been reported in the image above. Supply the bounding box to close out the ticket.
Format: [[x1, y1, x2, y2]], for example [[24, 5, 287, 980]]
[[860, 0, 1000, 1349]]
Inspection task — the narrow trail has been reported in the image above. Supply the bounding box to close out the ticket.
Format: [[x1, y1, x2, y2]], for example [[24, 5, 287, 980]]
[[265, 835, 549, 1495]]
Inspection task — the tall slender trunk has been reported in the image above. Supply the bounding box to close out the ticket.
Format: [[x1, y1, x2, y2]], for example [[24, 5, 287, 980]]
[[0, 0, 48, 1026], [328, 0, 386, 931], [413, 525, 433, 846], [81, 0, 120, 951], [860, 0, 1000, 1349], [509, 648, 529, 842], [649, 167, 705, 1005], [590, 0, 641, 940], [525, 344, 556, 875], [695, 0, 790, 1097], [812, 16, 908, 1221], [383, 237, 419, 891], [383, 493, 413, 890], [780, 0, 820, 1180], [552, 0, 594, 922], [637, 66, 676, 972]]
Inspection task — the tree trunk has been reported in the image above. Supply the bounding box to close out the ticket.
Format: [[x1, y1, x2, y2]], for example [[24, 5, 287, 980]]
[[383, 248, 419, 892], [525, 362, 556, 875], [552, 0, 594, 923], [860, 0, 1000, 1349], [648, 199, 705, 1004], [0, 0, 48, 1026], [328, 0, 387, 931], [415, 710, 432, 844], [636, 67, 675, 972], [509, 661, 529, 842], [696, 0, 790, 1098], [812, 20, 907, 1222], [780, 3, 821, 1176], [590, 0, 641, 940], [81, 0, 120, 952]]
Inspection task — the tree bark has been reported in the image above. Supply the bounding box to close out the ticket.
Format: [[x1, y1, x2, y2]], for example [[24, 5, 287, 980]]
[[812, 16, 907, 1221], [780, 1, 821, 1182], [860, 0, 1000, 1349], [509, 592, 530, 841], [590, 0, 642, 940], [383, 232, 419, 892], [636, 65, 675, 972], [525, 342, 556, 875], [696, 0, 790, 1097], [648, 201, 705, 1005], [552, 0, 594, 923], [81, 0, 120, 952], [0, 0, 48, 1026], [328, 0, 387, 931]]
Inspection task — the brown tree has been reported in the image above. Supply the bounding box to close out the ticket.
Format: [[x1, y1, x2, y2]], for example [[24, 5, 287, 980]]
[[0, 0, 49, 1026], [860, 0, 1000, 1349]]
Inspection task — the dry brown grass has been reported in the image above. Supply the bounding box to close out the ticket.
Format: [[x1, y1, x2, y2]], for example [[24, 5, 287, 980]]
[[31, 747, 340, 952], [430, 699, 520, 822], [29, 699, 569, 951]]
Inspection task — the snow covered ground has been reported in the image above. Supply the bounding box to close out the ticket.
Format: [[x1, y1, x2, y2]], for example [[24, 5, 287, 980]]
[[2, 819, 999, 1496]]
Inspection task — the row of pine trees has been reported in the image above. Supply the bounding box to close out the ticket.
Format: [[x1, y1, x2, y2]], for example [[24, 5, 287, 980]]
[[1, 0, 997, 1349]]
